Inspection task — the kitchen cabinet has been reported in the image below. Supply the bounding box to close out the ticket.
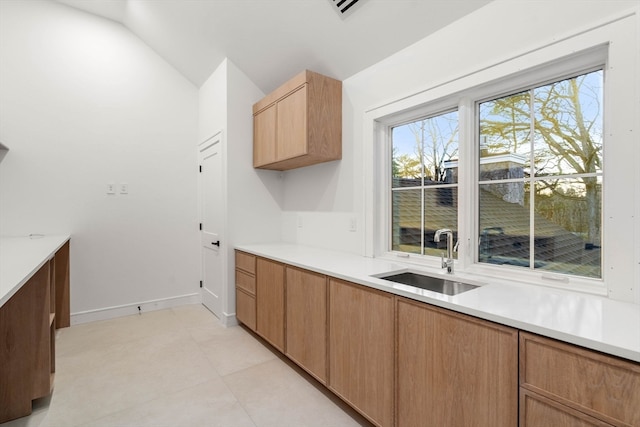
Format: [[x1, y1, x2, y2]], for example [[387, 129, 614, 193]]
[[0, 240, 70, 423], [253, 70, 342, 170], [285, 266, 327, 384], [235, 251, 256, 331], [396, 297, 518, 427], [237, 249, 640, 427], [328, 278, 394, 427], [256, 257, 285, 351], [519, 332, 640, 427]]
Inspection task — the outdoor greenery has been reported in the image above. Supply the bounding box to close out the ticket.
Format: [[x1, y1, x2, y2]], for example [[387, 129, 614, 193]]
[[480, 70, 603, 248], [391, 69, 603, 277]]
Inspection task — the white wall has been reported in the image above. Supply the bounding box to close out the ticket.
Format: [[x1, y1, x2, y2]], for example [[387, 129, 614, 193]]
[[0, 0, 200, 318], [198, 59, 282, 323], [198, 60, 227, 143], [280, 79, 363, 255]]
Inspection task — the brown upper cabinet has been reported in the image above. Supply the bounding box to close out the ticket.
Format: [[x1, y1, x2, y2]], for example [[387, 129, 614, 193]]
[[253, 70, 342, 170]]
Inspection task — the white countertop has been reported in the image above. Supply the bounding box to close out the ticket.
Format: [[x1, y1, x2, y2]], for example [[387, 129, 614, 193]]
[[236, 242, 640, 363], [0, 235, 70, 308]]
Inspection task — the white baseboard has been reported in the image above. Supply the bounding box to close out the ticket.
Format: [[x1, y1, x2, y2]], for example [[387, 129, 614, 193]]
[[70, 293, 202, 325], [221, 311, 238, 327]]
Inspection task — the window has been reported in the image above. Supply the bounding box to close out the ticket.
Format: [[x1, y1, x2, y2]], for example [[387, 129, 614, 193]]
[[478, 70, 603, 278], [391, 110, 459, 257], [382, 66, 606, 283], [366, 18, 637, 301], [388, 68, 604, 279]]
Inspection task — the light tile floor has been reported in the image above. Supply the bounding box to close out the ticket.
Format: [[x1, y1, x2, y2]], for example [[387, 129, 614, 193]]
[[2, 305, 372, 427]]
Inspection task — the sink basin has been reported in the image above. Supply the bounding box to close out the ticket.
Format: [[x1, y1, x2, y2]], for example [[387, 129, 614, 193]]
[[377, 272, 479, 296]]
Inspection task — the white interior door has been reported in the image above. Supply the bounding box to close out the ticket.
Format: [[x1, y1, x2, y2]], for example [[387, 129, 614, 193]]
[[199, 132, 224, 319]]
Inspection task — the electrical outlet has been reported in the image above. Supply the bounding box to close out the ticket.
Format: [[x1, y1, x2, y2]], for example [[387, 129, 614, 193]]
[[106, 183, 116, 194], [349, 217, 357, 232], [120, 183, 128, 194]]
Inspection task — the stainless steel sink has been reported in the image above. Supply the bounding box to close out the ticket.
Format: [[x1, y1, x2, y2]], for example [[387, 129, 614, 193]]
[[377, 272, 479, 296]]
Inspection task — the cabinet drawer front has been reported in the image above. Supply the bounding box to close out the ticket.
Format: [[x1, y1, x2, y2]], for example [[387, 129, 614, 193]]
[[520, 389, 613, 427], [236, 270, 256, 295], [235, 251, 256, 274], [520, 332, 640, 426], [236, 288, 256, 331]]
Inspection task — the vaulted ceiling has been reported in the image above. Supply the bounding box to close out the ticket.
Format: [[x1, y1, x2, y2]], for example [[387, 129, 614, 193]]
[[54, 0, 493, 93]]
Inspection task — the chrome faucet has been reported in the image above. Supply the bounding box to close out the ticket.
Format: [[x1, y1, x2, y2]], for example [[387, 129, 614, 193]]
[[434, 228, 454, 274]]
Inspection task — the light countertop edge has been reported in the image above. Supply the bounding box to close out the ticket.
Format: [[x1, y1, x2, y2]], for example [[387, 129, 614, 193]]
[[0, 234, 71, 308], [236, 242, 640, 363]]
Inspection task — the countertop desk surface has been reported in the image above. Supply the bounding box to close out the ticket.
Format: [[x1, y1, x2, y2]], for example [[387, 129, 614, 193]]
[[0, 234, 70, 308], [237, 242, 640, 363]]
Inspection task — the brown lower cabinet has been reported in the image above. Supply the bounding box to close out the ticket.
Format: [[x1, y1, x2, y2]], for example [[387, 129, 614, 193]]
[[0, 241, 70, 423], [519, 332, 640, 427], [396, 297, 518, 427], [234, 250, 640, 427], [328, 279, 394, 427]]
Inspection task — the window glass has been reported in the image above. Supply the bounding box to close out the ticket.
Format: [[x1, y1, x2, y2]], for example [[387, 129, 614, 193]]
[[391, 111, 459, 256], [479, 183, 531, 267], [478, 70, 603, 278]]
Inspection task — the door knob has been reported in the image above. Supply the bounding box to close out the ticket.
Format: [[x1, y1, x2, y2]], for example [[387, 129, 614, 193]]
[[211, 241, 220, 247]]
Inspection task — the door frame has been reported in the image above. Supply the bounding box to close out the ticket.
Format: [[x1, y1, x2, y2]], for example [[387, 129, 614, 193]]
[[198, 130, 228, 322]]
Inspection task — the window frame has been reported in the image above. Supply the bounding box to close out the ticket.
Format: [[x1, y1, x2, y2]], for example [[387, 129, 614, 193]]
[[363, 14, 639, 302]]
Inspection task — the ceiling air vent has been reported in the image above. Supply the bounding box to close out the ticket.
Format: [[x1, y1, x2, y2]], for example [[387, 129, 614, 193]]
[[329, 0, 364, 18]]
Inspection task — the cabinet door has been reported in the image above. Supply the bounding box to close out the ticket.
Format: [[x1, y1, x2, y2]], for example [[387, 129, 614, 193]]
[[328, 279, 394, 427], [277, 86, 307, 161], [285, 267, 327, 383], [396, 297, 518, 427], [256, 258, 285, 351], [253, 104, 277, 167]]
